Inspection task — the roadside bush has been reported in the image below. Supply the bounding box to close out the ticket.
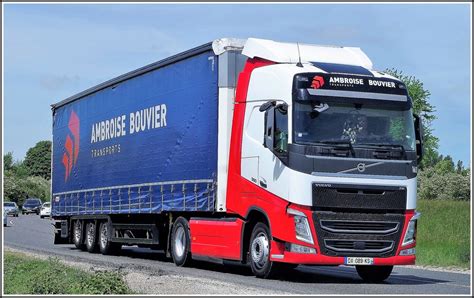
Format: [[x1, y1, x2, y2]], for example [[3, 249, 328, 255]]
[[418, 167, 471, 201], [4, 252, 132, 294]]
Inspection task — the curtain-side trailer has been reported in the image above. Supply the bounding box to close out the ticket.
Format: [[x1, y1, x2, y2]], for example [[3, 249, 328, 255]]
[[52, 38, 423, 281]]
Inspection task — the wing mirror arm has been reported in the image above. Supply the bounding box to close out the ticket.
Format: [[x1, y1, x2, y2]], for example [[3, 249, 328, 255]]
[[413, 114, 424, 164]]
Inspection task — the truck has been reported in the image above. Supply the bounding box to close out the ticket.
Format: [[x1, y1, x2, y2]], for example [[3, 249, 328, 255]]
[[51, 37, 423, 282]]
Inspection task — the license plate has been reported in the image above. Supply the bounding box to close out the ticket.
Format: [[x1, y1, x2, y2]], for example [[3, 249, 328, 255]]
[[345, 257, 374, 265]]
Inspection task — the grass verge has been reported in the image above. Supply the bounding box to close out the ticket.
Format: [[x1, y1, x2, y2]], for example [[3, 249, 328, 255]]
[[3, 251, 132, 294], [416, 199, 471, 268]]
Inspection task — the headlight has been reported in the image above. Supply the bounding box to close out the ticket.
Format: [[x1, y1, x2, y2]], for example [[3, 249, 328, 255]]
[[402, 212, 421, 246], [287, 207, 314, 245]]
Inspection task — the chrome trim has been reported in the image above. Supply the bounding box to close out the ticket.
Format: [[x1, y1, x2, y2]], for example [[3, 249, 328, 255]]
[[324, 240, 394, 253], [320, 220, 399, 235]]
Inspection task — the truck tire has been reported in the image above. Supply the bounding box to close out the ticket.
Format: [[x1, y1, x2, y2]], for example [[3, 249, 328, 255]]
[[171, 217, 192, 267], [249, 222, 279, 278], [99, 221, 121, 255], [73, 220, 85, 250], [85, 221, 98, 253], [356, 265, 393, 283]]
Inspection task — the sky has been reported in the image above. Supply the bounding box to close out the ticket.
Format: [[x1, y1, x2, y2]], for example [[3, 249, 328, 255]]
[[3, 3, 472, 166]]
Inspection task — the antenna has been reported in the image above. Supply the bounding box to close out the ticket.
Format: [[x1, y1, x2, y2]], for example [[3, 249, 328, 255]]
[[296, 42, 303, 68]]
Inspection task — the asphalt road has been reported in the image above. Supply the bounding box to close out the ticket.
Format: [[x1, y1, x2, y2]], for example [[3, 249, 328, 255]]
[[3, 214, 471, 295]]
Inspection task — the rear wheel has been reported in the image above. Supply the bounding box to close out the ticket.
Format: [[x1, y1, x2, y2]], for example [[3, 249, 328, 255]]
[[171, 217, 192, 266], [99, 221, 121, 255], [249, 222, 279, 278], [73, 220, 85, 250], [356, 265, 393, 283], [85, 221, 98, 253]]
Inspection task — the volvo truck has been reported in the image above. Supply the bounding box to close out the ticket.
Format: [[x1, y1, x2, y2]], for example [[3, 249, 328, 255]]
[[52, 38, 423, 282]]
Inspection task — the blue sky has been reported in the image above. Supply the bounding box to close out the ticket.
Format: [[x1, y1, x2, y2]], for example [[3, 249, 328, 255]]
[[3, 4, 471, 165]]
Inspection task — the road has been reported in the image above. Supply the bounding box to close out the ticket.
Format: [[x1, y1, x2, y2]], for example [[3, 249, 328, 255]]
[[3, 215, 471, 295]]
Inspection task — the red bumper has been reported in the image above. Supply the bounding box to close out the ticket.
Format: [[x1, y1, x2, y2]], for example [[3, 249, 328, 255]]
[[270, 247, 416, 265]]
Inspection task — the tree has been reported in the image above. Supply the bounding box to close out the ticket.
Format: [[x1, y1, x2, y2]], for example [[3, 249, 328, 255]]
[[23, 140, 52, 180], [4, 152, 14, 171], [384, 69, 439, 169]]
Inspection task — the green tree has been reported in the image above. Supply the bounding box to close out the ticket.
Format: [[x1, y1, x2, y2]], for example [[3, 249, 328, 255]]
[[4, 152, 14, 172], [23, 141, 52, 180], [384, 69, 438, 169]]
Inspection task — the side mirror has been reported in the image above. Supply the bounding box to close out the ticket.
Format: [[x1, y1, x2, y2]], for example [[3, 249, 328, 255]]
[[414, 114, 424, 164], [263, 106, 275, 149]]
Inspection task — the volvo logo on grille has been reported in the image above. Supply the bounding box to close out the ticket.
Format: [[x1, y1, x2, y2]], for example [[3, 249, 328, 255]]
[[357, 163, 366, 172]]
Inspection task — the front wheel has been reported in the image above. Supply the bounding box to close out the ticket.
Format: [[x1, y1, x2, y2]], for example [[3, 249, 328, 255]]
[[170, 217, 192, 266], [249, 222, 279, 278], [356, 265, 393, 283]]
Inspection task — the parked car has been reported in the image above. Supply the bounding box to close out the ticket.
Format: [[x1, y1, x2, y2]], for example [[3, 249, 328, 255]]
[[40, 202, 51, 218], [3, 208, 7, 227], [3, 202, 19, 217], [22, 198, 43, 215]]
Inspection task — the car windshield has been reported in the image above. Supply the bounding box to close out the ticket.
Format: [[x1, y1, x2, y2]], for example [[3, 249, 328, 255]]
[[25, 199, 41, 205], [43, 203, 51, 207], [4, 202, 15, 207], [293, 101, 416, 150]]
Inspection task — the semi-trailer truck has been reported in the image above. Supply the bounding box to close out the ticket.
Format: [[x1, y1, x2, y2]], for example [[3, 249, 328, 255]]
[[51, 37, 423, 282]]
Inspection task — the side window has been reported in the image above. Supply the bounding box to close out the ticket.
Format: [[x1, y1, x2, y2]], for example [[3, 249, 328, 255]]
[[274, 105, 288, 154]]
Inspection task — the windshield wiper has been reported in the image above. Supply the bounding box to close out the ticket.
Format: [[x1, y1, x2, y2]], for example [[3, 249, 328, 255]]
[[357, 143, 406, 159], [357, 143, 405, 151]]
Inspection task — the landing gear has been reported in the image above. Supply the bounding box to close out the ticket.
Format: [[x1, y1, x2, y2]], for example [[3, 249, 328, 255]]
[[356, 265, 393, 283]]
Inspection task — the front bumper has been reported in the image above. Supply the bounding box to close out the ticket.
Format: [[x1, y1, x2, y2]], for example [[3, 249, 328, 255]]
[[272, 204, 417, 266], [270, 243, 415, 265], [23, 208, 40, 213]]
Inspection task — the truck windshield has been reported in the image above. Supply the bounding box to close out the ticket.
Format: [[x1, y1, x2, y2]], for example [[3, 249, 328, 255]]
[[293, 101, 416, 151]]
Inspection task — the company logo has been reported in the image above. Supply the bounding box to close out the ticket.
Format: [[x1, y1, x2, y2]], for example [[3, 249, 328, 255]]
[[329, 76, 364, 87], [357, 163, 366, 172], [62, 110, 80, 181], [311, 76, 325, 89]]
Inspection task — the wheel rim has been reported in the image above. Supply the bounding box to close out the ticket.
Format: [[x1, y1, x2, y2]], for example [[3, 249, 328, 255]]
[[87, 224, 95, 246], [100, 225, 108, 249], [251, 231, 269, 270], [174, 225, 186, 258], [74, 221, 82, 243]]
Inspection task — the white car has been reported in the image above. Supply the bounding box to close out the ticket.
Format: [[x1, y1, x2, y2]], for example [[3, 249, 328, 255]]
[[40, 202, 51, 218]]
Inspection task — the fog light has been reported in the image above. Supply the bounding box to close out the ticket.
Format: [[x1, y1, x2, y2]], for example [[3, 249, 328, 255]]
[[287, 243, 317, 254], [399, 248, 416, 256]]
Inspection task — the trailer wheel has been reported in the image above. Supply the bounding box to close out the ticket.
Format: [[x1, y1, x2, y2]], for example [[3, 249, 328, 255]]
[[356, 265, 393, 283], [171, 217, 192, 267], [85, 221, 98, 253], [249, 222, 279, 278], [99, 221, 121, 255], [73, 220, 85, 250]]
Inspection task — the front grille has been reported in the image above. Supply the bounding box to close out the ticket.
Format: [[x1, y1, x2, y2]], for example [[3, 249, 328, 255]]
[[313, 211, 404, 257], [324, 239, 394, 253], [313, 183, 407, 212], [320, 220, 399, 234]]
